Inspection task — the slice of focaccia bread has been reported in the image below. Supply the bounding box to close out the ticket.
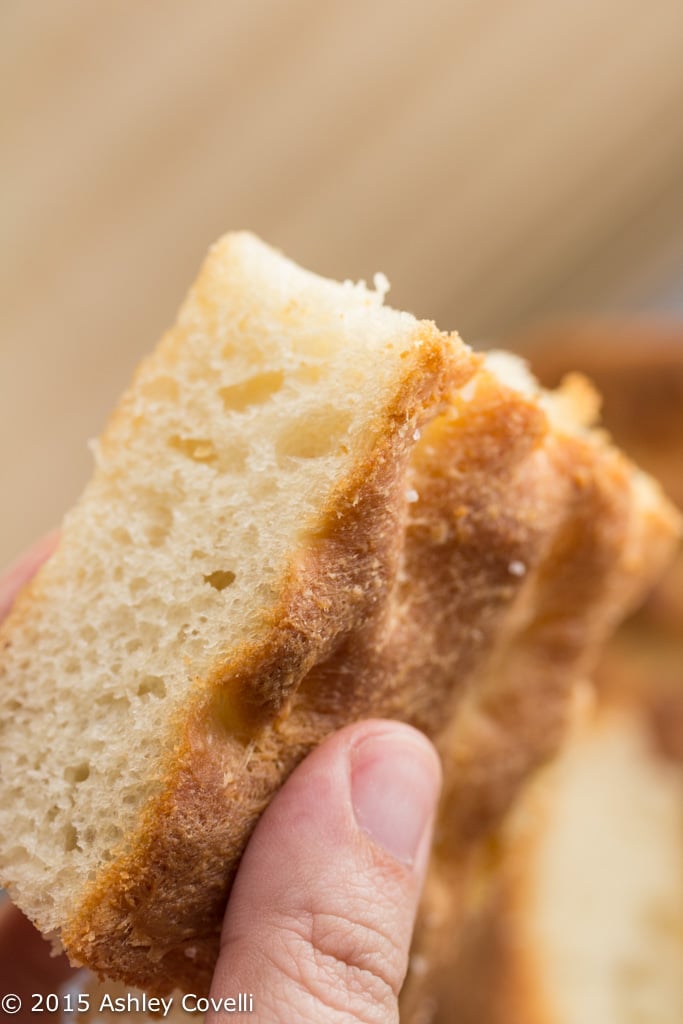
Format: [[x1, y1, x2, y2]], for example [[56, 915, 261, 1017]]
[[0, 239, 679, 997]]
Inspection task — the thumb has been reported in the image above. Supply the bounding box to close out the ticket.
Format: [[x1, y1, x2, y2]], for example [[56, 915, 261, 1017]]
[[209, 720, 441, 1024]]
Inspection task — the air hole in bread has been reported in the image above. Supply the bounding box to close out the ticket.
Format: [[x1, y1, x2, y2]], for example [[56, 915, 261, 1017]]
[[63, 824, 79, 853], [81, 625, 97, 643], [95, 693, 131, 712], [276, 408, 352, 459], [204, 570, 236, 592], [137, 676, 166, 699], [169, 436, 218, 464], [219, 371, 284, 412], [111, 527, 132, 545], [64, 762, 90, 784], [104, 835, 123, 857], [140, 376, 180, 403]]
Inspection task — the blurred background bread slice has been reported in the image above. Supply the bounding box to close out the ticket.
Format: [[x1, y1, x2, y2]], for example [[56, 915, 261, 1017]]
[[427, 701, 683, 1024], [2, 0, 683, 567]]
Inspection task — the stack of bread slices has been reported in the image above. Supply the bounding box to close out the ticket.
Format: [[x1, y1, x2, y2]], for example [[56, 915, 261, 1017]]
[[0, 238, 678, 1012]]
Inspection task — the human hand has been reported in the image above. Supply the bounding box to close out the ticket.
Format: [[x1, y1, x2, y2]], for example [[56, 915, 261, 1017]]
[[0, 539, 441, 1023]]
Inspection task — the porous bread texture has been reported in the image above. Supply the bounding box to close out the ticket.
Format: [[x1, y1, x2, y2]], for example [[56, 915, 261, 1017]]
[[0, 232, 476, 989], [0, 242, 679, 997], [413, 706, 683, 1024]]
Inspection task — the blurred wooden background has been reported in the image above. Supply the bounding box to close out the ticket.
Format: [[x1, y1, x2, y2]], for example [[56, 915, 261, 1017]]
[[2, 0, 683, 568]]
